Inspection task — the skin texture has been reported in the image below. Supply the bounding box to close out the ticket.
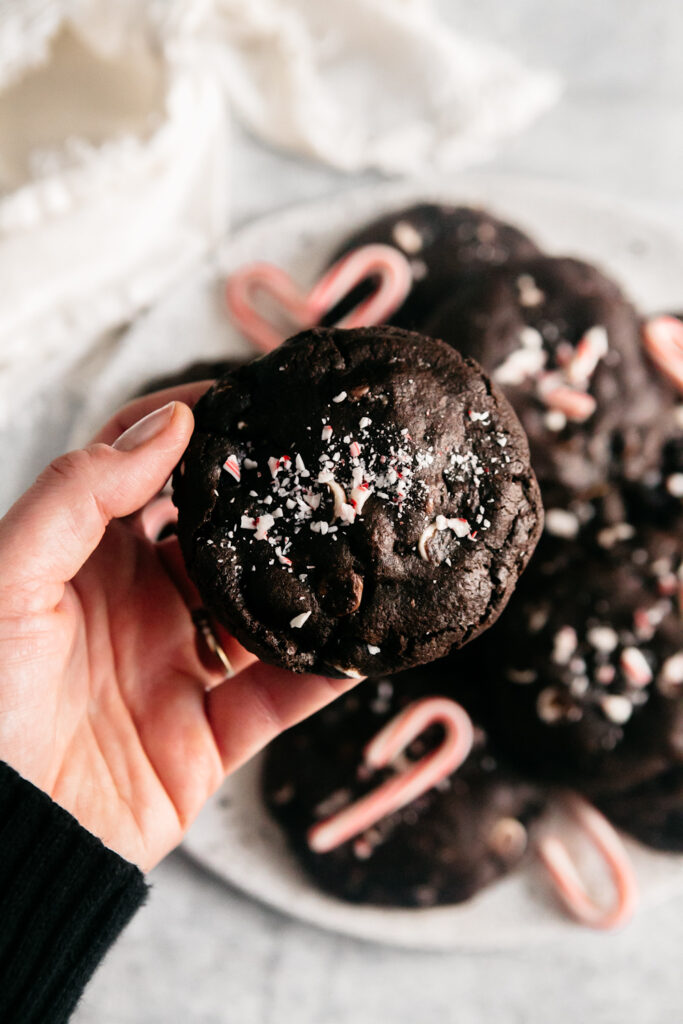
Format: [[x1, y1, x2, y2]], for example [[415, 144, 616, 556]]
[[323, 202, 540, 331], [424, 256, 677, 493], [173, 326, 543, 677], [263, 671, 546, 907], [0, 384, 358, 872]]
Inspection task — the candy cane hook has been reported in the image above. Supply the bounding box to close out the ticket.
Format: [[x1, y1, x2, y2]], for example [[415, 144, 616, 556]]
[[225, 244, 413, 353], [308, 697, 474, 854], [537, 794, 639, 930]]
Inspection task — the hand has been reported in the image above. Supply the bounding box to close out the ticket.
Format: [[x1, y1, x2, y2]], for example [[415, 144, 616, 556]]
[[0, 385, 355, 871]]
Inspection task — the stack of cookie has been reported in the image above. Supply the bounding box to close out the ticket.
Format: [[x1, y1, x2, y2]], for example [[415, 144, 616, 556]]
[[259, 203, 682, 911], [170, 201, 681, 916]]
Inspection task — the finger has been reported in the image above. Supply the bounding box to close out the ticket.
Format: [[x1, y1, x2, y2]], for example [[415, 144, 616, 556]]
[[91, 381, 212, 446], [127, 496, 258, 680], [154, 535, 258, 680], [206, 662, 363, 772], [0, 402, 194, 611]]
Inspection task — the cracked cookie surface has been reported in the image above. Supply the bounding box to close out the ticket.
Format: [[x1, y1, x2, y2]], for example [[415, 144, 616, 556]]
[[173, 326, 543, 675]]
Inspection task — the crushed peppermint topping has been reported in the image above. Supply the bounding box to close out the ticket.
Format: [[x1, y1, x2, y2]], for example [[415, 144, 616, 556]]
[[213, 388, 510, 586], [494, 343, 546, 386], [223, 455, 241, 482], [658, 653, 683, 696], [516, 275, 545, 307], [587, 626, 619, 654], [290, 611, 311, 628], [666, 473, 683, 497], [597, 523, 635, 549], [392, 220, 423, 253], [600, 693, 633, 724], [545, 508, 580, 539], [552, 626, 578, 665], [544, 410, 567, 432], [620, 647, 653, 687]]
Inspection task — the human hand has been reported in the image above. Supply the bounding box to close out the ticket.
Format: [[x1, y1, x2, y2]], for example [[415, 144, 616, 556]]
[[0, 385, 356, 871]]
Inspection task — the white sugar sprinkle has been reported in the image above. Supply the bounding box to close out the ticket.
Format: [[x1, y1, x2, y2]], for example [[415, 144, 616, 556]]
[[290, 611, 311, 628], [587, 626, 619, 654], [666, 473, 683, 497], [545, 508, 580, 539], [600, 694, 633, 724], [392, 220, 423, 253], [544, 410, 567, 432], [552, 626, 578, 665]]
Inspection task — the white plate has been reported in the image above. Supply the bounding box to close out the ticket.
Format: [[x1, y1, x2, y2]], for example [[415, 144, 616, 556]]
[[72, 174, 683, 950], [71, 172, 683, 444]]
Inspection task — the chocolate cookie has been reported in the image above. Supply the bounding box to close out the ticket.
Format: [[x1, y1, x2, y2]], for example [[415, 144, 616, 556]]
[[262, 675, 546, 907], [470, 512, 683, 794], [424, 256, 672, 493], [173, 326, 543, 677], [597, 766, 683, 852], [324, 203, 540, 331], [622, 430, 683, 530]]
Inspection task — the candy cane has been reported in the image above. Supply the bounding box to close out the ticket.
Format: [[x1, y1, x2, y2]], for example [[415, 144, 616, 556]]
[[537, 794, 638, 930], [307, 697, 474, 854], [565, 326, 609, 386], [537, 375, 597, 422], [642, 315, 683, 393], [225, 244, 413, 353]]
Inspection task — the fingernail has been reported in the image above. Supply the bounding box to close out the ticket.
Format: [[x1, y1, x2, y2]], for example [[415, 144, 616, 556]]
[[113, 402, 176, 452]]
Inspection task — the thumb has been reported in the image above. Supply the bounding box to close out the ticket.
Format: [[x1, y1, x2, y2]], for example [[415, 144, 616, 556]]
[[0, 401, 194, 611]]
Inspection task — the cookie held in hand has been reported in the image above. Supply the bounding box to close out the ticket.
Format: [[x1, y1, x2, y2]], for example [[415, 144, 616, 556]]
[[173, 326, 543, 676]]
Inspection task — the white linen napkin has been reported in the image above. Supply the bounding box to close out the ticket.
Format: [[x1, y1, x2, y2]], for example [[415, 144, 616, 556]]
[[0, 0, 559, 424]]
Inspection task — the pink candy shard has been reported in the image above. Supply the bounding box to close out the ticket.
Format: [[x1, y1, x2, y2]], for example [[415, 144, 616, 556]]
[[223, 455, 241, 482], [225, 244, 413, 353]]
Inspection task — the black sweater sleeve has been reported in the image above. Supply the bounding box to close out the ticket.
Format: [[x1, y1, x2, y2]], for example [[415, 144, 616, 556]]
[[0, 762, 148, 1024]]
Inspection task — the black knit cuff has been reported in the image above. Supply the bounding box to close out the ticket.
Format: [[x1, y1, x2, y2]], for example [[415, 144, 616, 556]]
[[0, 762, 148, 1024]]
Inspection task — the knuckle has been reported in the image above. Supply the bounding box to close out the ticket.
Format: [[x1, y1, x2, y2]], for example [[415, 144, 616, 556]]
[[46, 447, 96, 484]]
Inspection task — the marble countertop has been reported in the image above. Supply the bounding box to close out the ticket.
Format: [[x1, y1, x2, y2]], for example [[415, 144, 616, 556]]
[[7, 0, 683, 1020]]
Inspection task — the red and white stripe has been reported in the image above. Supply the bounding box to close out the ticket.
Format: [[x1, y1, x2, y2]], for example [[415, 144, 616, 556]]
[[222, 455, 241, 482], [538, 375, 597, 422], [307, 697, 474, 853], [537, 794, 638, 930], [565, 326, 609, 386], [225, 244, 413, 353], [642, 315, 683, 393]]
